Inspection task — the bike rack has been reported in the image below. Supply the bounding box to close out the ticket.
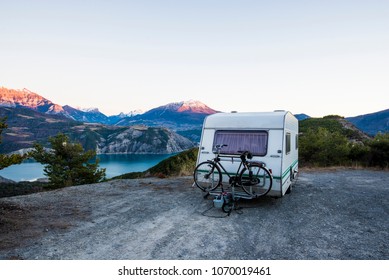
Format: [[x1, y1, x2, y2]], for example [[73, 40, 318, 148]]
[[194, 152, 273, 215], [207, 155, 257, 201], [208, 184, 254, 201]]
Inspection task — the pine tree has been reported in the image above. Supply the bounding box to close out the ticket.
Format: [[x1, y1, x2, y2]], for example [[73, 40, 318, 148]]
[[30, 133, 105, 187]]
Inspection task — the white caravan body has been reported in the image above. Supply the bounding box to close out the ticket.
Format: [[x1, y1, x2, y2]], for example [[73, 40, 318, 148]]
[[196, 111, 299, 197]]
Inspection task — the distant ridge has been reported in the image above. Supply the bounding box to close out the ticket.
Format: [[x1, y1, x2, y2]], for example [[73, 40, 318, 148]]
[[63, 105, 109, 124], [294, 113, 310, 121], [347, 109, 389, 136]]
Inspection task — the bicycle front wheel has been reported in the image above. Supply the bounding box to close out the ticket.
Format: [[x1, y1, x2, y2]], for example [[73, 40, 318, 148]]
[[193, 161, 222, 192], [239, 163, 273, 198]]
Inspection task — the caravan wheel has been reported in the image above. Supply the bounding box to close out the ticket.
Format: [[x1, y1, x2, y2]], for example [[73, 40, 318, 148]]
[[286, 184, 292, 194]]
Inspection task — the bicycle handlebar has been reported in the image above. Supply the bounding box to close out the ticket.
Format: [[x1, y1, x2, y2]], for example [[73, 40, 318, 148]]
[[215, 144, 228, 149], [238, 150, 253, 160]]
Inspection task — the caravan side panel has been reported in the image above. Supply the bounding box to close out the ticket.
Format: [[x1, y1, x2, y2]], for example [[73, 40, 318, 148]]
[[260, 129, 283, 197], [280, 112, 299, 196]]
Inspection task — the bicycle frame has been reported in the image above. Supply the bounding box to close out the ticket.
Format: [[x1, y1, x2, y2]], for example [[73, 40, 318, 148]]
[[207, 146, 260, 195], [211, 154, 247, 188]]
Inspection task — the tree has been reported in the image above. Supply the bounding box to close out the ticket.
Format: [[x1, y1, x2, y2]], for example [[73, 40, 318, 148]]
[[30, 133, 105, 187], [0, 117, 25, 170]]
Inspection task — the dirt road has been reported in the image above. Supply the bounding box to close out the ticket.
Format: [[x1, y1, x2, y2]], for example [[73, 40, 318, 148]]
[[0, 169, 388, 260]]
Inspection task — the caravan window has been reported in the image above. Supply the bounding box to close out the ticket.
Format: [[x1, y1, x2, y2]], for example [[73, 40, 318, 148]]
[[286, 132, 291, 154], [213, 130, 268, 156], [295, 134, 299, 150]]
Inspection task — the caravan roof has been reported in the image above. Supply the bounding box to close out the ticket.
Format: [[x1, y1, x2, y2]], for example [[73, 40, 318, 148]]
[[204, 111, 291, 130]]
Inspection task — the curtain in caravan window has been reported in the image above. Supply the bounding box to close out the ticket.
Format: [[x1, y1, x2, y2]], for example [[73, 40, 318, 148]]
[[213, 130, 268, 156]]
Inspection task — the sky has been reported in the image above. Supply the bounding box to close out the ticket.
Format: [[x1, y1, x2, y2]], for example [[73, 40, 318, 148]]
[[1, 0, 388, 117]]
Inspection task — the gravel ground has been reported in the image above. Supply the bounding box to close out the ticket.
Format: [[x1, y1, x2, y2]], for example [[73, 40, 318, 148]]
[[0, 169, 388, 260]]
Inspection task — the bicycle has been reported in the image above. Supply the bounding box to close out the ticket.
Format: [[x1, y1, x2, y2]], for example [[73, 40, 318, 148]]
[[193, 144, 273, 202]]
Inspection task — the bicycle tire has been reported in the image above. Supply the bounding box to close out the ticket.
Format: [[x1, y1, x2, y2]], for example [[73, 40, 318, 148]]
[[193, 161, 222, 192], [239, 162, 273, 198]]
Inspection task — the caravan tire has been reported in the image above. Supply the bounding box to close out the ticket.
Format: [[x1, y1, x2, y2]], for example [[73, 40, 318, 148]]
[[286, 184, 292, 194]]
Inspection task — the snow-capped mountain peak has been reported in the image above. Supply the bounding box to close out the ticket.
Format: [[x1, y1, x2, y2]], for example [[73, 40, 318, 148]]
[[177, 100, 216, 114], [76, 107, 101, 113]]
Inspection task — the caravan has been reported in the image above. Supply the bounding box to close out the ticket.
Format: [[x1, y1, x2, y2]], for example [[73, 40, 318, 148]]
[[195, 111, 299, 197]]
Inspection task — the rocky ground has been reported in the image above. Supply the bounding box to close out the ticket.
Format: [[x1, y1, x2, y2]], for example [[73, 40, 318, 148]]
[[0, 169, 388, 260]]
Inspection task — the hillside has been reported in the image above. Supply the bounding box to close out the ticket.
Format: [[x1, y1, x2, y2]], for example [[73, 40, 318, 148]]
[[0, 107, 81, 153], [96, 126, 194, 154], [299, 115, 371, 142], [112, 147, 198, 179], [298, 115, 389, 168]]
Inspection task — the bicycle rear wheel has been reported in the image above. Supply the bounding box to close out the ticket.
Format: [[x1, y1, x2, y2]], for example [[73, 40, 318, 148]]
[[193, 161, 222, 192], [239, 162, 273, 198]]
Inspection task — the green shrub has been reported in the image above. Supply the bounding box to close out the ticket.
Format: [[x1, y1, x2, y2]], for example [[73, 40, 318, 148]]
[[368, 133, 389, 168], [299, 127, 350, 166], [348, 142, 370, 166], [147, 147, 198, 177]]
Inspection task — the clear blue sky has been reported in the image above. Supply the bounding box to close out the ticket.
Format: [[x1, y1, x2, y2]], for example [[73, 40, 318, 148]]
[[1, 0, 388, 117]]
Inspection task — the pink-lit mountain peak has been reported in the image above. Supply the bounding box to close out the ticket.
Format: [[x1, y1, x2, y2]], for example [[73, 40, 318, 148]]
[[171, 100, 217, 114]]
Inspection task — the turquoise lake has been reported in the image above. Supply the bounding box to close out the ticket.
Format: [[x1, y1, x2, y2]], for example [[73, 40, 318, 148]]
[[0, 154, 175, 182]]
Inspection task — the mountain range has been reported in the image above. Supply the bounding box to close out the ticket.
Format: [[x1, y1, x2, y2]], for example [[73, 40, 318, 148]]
[[0, 87, 217, 127], [0, 86, 388, 154], [0, 87, 219, 154]]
